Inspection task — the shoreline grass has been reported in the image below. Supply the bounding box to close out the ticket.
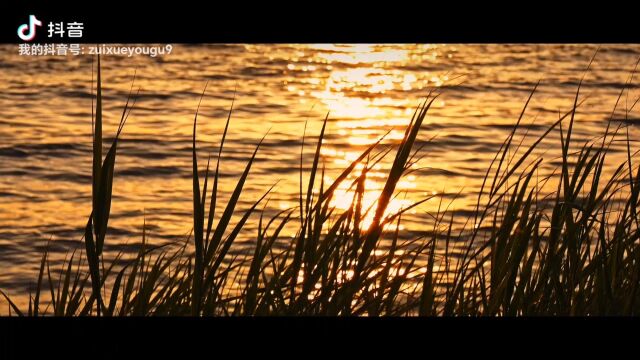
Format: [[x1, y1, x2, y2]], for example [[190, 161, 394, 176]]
[[2, 54, 640, 316]]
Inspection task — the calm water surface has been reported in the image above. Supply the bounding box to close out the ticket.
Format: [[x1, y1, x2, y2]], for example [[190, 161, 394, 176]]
[[1, 44, 639, 305]]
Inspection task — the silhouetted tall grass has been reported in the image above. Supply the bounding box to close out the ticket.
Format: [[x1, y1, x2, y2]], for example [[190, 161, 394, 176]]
[[2, 55, 640, 316]]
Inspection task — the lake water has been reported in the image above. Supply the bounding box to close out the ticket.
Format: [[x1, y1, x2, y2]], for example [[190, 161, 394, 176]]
[[1, 44, 639, 306]]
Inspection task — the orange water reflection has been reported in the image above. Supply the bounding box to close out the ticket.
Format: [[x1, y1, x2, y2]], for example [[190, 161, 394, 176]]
[[297, 45, 450, 230], [3, 43, 640, 309]]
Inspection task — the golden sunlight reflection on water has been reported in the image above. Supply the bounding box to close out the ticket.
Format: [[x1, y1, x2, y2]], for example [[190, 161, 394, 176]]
[[298, 44, 457, 231], [1, 43, 640, 306]]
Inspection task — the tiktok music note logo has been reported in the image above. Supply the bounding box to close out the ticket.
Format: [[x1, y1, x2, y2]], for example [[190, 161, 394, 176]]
[[17, 15, 42, 41]]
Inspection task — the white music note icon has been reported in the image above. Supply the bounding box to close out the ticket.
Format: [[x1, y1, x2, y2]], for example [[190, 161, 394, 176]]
[[17, 15, 43, 42]]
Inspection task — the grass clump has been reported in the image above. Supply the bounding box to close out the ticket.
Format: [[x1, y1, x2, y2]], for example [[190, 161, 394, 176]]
[[2, 54, 640, 316]]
